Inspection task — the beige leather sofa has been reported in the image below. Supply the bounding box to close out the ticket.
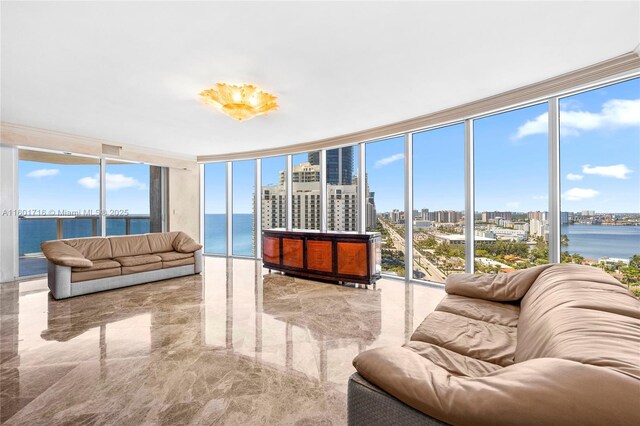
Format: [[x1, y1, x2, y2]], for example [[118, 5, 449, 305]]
[[41, 232, 202, 299], [349, 264, 640, 425]]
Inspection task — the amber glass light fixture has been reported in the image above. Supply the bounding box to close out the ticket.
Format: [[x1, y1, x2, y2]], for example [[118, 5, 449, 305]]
[[199, 83, 278, 121]]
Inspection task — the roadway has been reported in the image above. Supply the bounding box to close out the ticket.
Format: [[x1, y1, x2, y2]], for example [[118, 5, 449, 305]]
[[379, 219, 447, 283]]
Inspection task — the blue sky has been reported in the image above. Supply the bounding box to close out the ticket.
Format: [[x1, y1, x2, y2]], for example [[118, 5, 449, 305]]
[[369, 77, 639, 213], [19, 161, 150, 214], [207, 77, 638, 215]]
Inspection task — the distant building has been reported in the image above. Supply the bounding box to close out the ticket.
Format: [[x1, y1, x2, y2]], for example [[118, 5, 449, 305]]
[[528, 211, 548, 221], [414, 220, 432, 230], [530, 218, 549, 239], [598, 257, 630, 267], [308, 146, 354, 185], [491, 228, 527, 242], [481, 211, 513, 222], [265, 162, 360, 231], [560, 211, 569, 224], [261, 184, 287, 229]]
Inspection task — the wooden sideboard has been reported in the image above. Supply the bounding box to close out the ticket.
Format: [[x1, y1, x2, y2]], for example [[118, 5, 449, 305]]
[[262, 229, 382, 285]]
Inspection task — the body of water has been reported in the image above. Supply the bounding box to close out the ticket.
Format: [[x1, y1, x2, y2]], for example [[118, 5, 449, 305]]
[[19, 218, 150, 255], [204, 214, 255, 256], [561, 224, 640, 260]]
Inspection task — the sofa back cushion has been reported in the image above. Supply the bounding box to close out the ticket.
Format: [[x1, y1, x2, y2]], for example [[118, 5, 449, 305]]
[[146, 232, 179, 253], [516, 264, 640, 379], [64, 237, 112, 260], [109, 235, 152, 258]]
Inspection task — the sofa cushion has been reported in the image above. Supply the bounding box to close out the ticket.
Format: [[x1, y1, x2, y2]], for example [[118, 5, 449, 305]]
[[435, 294, 520, 327], [114, 254, 162, 267], [122, 262, 162, 275], [516, 264, 640, 379], [147, 232, 179, 253], [445, 264, 552, 302], [64, 237, 113, 261], [109, 235, 152, 258], [163, 257, 195, 268], [41, 241, 92, 268], [156, 251, 194, 262], [172, 231, 203, 253], [403, 341, 502, 377], [71, 259, 120, 272], [411, 311, 517, 366], [71, 267, 121, 283]]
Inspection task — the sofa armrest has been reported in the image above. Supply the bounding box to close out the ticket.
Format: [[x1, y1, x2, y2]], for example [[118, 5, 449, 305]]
[[47, 261, 72, 299], [353, 346, 639, 425], [193, 249, 203, 274], [41, 241, 92, 268], [445, 264, 552, 302], [172, 231, 203, 253]]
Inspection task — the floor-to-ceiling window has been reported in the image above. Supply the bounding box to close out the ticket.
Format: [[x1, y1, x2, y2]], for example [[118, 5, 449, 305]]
[[105, 161, 151, 236], [412, 124, 465, 283], [261, 156, 287, 230], [232, 160, 256, 256], [204, 162, 227, 254], [559, 77, 640, 295], [292, 152, 320, 230], [365, 137, 405, 276], [327, 146, 359, 232], [18, 150, 100, 276], [198, 76, 638, 286], [474, 104, 550, 273]]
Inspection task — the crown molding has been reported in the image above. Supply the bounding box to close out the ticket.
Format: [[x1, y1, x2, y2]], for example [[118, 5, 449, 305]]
[[0, 123, 198, 170], [198, 50, 640, 163]]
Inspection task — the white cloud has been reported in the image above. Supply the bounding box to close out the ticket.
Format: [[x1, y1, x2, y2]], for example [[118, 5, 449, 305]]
[[514, 112, 548, 139], [513, 98, 640, 139], [375, 153, 404, 168], [566, 173, 583, 181], [78, 173, 147, 190], [562, 187, 599, 201], [77, 176, 99, 189], [26, 168, 59, 178], [582, 164, 631, 179]]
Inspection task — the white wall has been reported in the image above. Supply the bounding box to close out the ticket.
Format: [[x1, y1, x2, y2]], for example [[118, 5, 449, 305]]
[[168, 167, 200, 242], [0, 145, 19, 282]]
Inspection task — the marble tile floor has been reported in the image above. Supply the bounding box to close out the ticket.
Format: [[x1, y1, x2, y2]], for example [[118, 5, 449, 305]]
[[0, 257, 445, 425]]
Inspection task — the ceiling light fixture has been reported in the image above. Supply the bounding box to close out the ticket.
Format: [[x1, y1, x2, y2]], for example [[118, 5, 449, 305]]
[[199, 83, 278, 121]]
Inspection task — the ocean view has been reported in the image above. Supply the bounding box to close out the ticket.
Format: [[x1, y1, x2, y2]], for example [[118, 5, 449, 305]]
[[19, 218, 150, 255], [204, 214, 255, 256]]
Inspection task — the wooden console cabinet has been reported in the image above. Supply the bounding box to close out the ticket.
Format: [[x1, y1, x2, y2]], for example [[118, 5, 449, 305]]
[[262, 229, 382, 285]]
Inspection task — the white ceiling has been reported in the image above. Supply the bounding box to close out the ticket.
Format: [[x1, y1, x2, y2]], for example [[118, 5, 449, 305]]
[[2, 1, 639, 159]]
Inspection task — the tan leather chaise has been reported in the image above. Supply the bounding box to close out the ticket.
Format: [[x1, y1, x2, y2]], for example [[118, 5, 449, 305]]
[[348, 264, 640, 426], [41, 231, 203, 299]]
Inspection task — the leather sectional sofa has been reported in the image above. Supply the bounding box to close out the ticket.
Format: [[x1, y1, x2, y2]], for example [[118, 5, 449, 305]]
[[349, 264, 640, 425], [41, 231, 202, 299]]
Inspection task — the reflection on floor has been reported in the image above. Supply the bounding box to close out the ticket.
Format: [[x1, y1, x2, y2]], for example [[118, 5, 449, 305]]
[[0, 257, 445, 425], [18, 256, 47, 278]]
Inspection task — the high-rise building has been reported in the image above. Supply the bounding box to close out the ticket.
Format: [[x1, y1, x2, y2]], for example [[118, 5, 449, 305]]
[[481, 211, 513, 222], [261, 184, 287, 229], [308, 147, 354, 185], [528, 211, 548, 221], [264, 161, 363, 232]]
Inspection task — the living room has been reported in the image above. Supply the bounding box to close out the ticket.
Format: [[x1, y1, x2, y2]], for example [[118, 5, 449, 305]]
[[1, 1, 639, 425]]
